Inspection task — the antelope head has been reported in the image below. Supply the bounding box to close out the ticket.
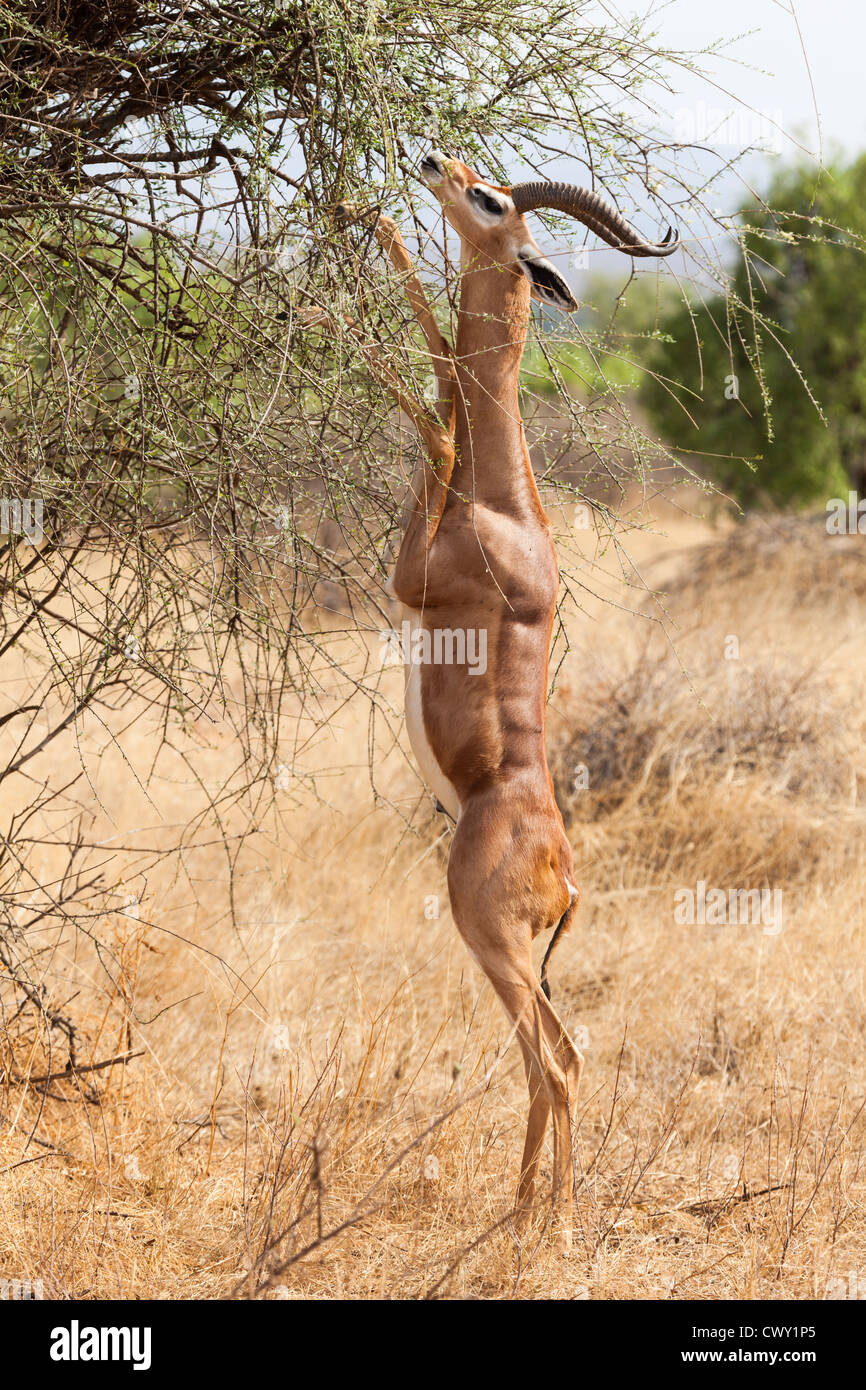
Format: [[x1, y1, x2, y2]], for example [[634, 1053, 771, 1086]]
[[420, 150, 679, 313]]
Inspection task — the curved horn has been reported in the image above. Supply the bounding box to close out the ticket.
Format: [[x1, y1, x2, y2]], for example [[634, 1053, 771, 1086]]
[[510, 181, 679, 258]]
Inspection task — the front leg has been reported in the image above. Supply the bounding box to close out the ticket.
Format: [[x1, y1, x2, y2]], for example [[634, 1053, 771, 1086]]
[[338, 205, 456, 429], [338, 206, 459, 593], [311, 207, 460, 603], [389, 450, 454, 608], [297, 301, 455, 591]]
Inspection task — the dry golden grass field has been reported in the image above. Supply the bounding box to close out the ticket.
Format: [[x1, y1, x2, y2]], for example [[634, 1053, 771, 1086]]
[[2, 493, 866, 1301]]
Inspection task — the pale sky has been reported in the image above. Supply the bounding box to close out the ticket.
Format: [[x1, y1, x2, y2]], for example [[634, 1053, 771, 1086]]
[[541, 1, 863, 282], [617, 0, 863, 164]]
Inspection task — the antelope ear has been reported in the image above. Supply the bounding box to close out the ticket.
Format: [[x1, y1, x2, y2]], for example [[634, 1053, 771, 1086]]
[[518, 250, 579, 312]]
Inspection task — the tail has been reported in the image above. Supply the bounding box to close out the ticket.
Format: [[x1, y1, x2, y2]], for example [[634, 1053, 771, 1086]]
[[540, 883, 579, 1001]]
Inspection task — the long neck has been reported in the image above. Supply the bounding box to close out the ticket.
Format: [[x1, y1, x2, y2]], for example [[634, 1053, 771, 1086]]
[[452, 259, 540, 514]]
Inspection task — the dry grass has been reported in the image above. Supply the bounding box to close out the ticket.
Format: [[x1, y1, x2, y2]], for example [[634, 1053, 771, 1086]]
[[2, 501, 866, 1300]]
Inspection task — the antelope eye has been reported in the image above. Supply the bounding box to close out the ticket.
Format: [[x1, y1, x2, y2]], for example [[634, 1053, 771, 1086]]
[[469, 187, 504, 217]]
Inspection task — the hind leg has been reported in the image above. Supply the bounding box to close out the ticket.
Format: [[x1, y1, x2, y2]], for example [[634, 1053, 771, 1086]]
[[492, 947, 580, 1247], [548, 1021, 583, 1249], [521, 973, 582, 1249], [450, 896, 583, 1245], [516, 1038, 550, 1215]]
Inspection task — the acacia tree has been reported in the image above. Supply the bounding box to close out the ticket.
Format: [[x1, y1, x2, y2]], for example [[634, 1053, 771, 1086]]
[[0, 0, 760, 1061]]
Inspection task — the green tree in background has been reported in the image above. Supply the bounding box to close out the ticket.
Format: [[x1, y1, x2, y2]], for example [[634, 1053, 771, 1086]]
[[640, 154, 866, 508]]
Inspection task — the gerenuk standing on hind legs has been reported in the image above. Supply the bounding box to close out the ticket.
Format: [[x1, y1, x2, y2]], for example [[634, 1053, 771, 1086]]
[[340, 152, 678, 1248]]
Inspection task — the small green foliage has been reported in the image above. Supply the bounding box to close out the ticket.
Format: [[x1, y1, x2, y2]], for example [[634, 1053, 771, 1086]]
[[640, 155, 866, 508]]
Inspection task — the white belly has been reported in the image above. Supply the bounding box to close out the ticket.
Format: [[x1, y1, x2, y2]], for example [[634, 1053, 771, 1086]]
[[402, 609, 461, 821]]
